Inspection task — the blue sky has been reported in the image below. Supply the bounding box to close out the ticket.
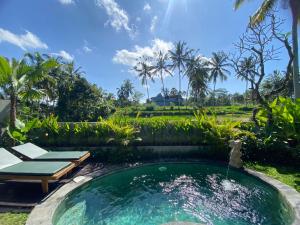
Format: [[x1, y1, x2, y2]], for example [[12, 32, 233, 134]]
[[0, 0, 297, 99]]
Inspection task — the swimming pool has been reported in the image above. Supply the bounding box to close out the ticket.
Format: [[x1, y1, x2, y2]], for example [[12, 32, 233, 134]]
[[53, 163, 295, 225]]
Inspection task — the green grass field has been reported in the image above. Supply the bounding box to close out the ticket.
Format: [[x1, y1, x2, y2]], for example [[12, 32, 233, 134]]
[[0, 212, 28, 225], [112, 105, 253, 122]]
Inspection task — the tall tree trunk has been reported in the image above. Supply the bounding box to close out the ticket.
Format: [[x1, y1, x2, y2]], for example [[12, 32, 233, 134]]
[[245, 80, 248, 106], [291, 5, 300, 99], [146, 79, 150, 102], [213, 82, 216, 106], [186, 82, 190, 110], [178, 65, 181, 109], [10, 92, 17, 129], [250, 82, 255, 105], [161, 71, 166, 107]]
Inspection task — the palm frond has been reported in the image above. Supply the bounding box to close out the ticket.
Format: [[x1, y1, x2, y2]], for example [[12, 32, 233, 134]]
[[251, 0, 277, 25], [234, 0, 246, 10], [19, 88, 46, 102]]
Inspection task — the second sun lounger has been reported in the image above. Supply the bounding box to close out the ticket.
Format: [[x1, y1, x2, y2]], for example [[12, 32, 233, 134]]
[[12, 143, 90, 165]]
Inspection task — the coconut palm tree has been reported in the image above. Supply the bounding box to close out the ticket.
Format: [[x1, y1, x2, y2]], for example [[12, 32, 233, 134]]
[[169, 41, 192, 107], [237, 56, 257, 105], [189, 64, 209, 105], [234, 0, 300, 99], [152, 51, 172, 106], [117, 79, 135, 106], [25, 52, 59, 115], [208, 51, 231, 105], [133, 57, 154, 102], [185, 54, 209, 104]]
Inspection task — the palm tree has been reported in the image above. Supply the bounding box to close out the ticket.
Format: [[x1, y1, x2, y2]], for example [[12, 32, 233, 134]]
[[25, 52, 59, 115], [237, 57, 257, 105], [133, 57, 154, 102], [117, 79, 135, 106], [234, 0, 300, 99], [169, 41, 192, 107], [189, 65, 209, 105], [185, 55, 209, 105], [152, 51, 172, 106], [0, 56, 33, 128], [208, 52, 231, 105]]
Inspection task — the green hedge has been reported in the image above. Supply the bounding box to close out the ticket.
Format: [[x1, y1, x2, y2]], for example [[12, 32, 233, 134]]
[[60, 145, 230, 163], [21, 113, 238, 149]]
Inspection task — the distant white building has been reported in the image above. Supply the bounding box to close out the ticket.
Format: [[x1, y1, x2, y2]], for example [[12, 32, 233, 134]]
[[0, 100, 10, 125]]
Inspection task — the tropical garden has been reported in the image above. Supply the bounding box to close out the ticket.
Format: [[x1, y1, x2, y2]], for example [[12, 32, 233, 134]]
[[0, 1, 300, 224]]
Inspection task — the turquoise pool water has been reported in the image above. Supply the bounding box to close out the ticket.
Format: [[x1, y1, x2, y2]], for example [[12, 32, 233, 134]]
[[54, 163, 294, 225]]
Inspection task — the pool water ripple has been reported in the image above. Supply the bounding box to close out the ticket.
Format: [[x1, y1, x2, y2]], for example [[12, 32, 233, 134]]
[[54, 163, 294, 225]]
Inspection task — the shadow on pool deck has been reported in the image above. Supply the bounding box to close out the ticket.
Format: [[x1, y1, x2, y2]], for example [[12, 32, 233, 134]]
[[0, 162, 104, 212]]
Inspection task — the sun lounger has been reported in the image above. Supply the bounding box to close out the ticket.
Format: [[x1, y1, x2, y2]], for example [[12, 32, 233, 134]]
[[0, 148, 75, 193], [12, 143, 90, 165]]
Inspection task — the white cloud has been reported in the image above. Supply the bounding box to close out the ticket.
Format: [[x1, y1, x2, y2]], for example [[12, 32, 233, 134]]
[[83, 46, 92, 53], [58, 0, 75, 5], [0, 28, 48, 50], [196, 54, 212, 64], [150, 16, 158, 33], [143, 3, 151, 11], [52, 50, 74, 61], [82, 40, 92, 53], [113, 38, 174, 67], [96, 0, 134, 36]]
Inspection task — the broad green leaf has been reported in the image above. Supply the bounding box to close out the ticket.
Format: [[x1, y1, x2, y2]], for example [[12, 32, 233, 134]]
[[15, 119, 25, 130], [0, 56, 11, 85]]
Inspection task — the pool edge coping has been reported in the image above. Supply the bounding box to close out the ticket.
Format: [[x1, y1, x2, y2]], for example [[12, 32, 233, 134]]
[[26, 162, 300, 225], [244, 168, 300, 225]]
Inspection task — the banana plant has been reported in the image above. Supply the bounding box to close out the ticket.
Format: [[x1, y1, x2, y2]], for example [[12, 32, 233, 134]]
[[0, 56, 32, 128], [257, 97, 300, 141], [0, 55, 58, 128]]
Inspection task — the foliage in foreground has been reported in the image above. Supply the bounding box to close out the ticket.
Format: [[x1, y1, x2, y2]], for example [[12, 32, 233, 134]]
[[2, 115, 140, 147], [257, 97, 300, 142], [0, 212, 28, 225], [239, 97, 300, 166]]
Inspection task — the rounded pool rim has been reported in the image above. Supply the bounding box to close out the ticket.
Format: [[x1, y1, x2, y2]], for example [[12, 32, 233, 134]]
[[26, 161, 300, 225]]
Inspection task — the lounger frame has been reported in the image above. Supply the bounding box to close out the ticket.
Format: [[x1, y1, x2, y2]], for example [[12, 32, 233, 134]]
[[0, 163, 75, 193]]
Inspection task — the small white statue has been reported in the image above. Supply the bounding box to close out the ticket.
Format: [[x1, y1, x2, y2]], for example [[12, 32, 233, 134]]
[[229, 140, 243, 169]]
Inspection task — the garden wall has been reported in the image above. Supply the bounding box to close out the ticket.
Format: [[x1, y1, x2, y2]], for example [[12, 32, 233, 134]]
[[49, 145, 230, 163]]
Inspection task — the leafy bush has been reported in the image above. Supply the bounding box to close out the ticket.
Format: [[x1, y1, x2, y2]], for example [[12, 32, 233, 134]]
[[3, 115, 140, 147], [5, 110, 239, 150], [257, 97, 300, 142], [236, 97, 300, 166], [145, 102, 157, 111]]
